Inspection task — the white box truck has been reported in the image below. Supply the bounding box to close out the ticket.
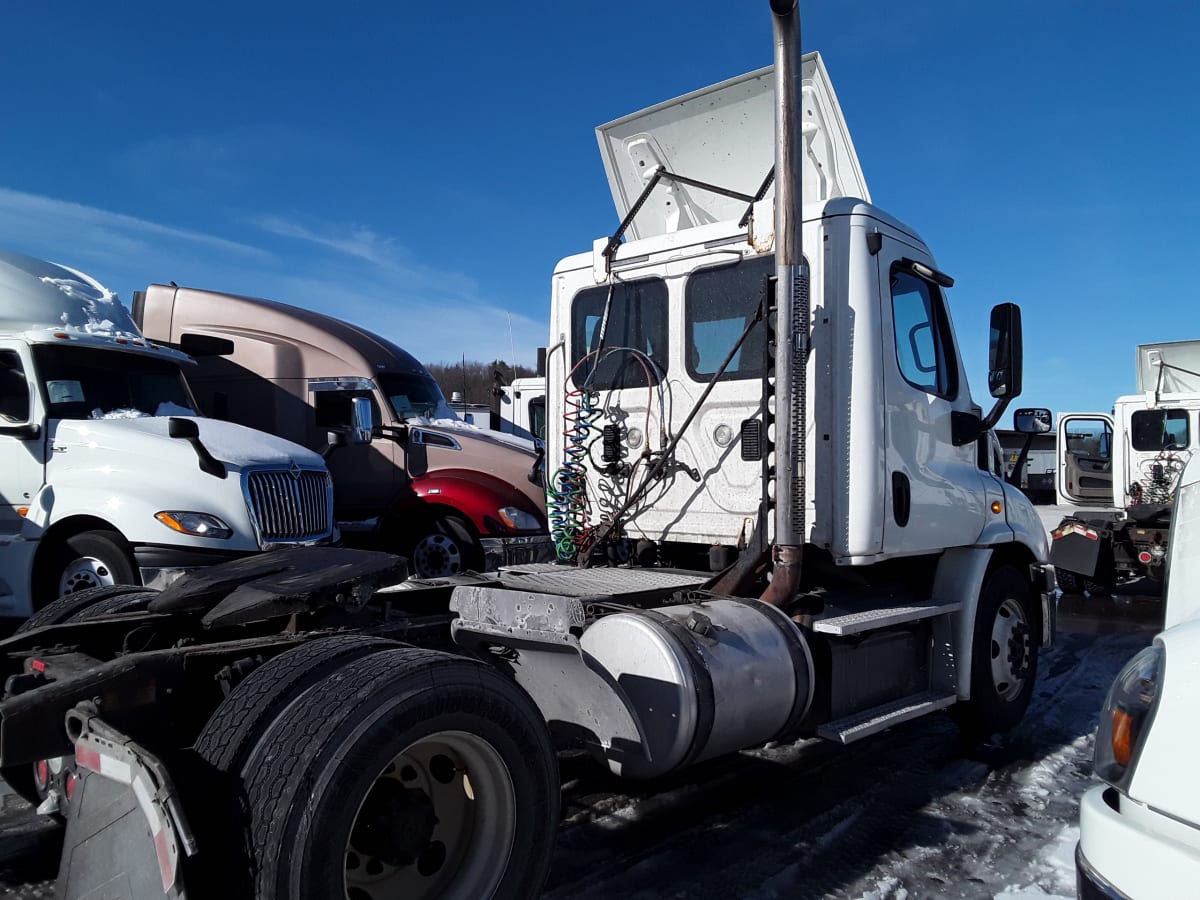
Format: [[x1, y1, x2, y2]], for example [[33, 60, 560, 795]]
[[0, 6, 1054, 898], [0, 249, 335, 616]]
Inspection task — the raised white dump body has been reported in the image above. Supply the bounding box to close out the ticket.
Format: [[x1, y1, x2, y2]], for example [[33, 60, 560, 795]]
[[0, 250, 333, 615]]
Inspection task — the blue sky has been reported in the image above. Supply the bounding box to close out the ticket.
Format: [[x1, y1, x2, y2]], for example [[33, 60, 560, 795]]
[[0, 1, 1194, 420]]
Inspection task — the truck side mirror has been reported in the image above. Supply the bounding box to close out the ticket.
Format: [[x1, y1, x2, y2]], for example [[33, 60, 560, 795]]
[[536, 347, 547, 378], [988, 303, 1022, 399], [349, 397, 375, 446], [1013, 407, 1052, 434], [956, 302, 1026, 446]]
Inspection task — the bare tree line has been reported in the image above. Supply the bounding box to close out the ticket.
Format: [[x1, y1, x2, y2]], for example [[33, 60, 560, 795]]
[[424, 358, 535, 408]]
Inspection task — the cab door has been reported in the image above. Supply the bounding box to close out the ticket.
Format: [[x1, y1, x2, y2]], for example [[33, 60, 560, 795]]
[[877, 240, 987, 556], [1055, 412, 1114, 506], [0, 341, 48, 533]]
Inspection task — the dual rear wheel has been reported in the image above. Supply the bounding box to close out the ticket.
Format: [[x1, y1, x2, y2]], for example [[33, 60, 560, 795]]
[[193, 638, 559, 900]]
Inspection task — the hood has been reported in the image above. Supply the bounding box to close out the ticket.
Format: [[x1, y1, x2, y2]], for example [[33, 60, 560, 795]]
[[53, 415, 326, 470], [596, 52, 868, 242], [418, 417, 538, 457]]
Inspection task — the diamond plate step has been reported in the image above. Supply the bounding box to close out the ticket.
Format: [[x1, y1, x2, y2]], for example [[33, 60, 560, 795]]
[[817, 690, 958, 744], [812, 601, 960, 636]]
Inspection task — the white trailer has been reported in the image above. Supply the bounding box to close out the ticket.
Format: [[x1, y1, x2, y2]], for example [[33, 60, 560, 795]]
[[0, 5, 1052, 899]]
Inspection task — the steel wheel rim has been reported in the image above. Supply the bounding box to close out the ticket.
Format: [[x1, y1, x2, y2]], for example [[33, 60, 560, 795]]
[[411, 533, 463, 578], [344, 729, 517, 900], [989, 597, 1030, 702], [59, 557, 115, 595]]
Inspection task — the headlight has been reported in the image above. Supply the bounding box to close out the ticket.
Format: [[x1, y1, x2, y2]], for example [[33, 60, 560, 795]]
[[497, 506, 541, 531], [1094, 644, 1163, 786], [155, 511, 234, 540]]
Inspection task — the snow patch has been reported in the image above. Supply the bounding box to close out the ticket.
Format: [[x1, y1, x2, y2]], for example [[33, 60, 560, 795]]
[[39, 275, 141, 338]]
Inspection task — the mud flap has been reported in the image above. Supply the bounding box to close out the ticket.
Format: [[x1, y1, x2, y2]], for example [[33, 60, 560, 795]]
[[1050, 519, 1111, 580], [56, 711, 196, 900]]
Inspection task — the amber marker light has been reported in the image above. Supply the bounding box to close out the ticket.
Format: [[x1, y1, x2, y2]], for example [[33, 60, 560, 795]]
[[17, 507, 27, 517], [991, 501, 1003, 514], [1111, 708, 1135, 766]]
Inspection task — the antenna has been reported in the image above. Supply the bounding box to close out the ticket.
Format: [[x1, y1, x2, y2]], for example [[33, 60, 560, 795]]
[[507, 312, 519, 381]]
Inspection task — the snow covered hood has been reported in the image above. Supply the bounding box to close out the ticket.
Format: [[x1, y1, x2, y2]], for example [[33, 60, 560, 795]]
[[58, 416, 326, 469], [0, 248, 142, 337], [596, 52, 869, 241]]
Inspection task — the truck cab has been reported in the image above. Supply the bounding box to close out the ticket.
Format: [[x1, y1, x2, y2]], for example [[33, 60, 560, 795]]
[[1052, 342, 1199, 588], [545, 56, 1046, 571], [0, 250, 334, 615]]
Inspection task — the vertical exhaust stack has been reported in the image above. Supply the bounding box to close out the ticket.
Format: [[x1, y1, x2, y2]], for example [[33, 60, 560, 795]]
[[761, 0, 806, 608]]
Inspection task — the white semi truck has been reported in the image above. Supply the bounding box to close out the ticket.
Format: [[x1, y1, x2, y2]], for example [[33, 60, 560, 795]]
[[0, 249, 335, 617], [1052, 341, 1199, 591], [0, 5, 1053, 898]]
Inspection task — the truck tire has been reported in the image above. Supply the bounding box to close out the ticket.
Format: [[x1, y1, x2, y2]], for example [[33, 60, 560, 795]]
[[17, 583, 146, 633], [952, 564, 1039, 740], [406, 515, 484, 578], [237, 648, 559, 900], [50, 530, 138, 598], [5, 586, 157, 811], [194, 634, 402, 773]]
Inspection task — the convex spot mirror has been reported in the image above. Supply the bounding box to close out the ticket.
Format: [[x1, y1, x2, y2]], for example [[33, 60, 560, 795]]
[[1014, 407, 1052, 434], [988, 302, 1023, 399]]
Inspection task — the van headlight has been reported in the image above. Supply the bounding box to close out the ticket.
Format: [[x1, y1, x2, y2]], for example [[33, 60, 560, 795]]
[[497, 506, 541, 531], [155, 511, 234, 539], [1094, 644, 1163, 787]]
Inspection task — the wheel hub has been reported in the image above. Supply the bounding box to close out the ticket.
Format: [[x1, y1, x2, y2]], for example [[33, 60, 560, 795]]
[[60, 557, 115, 595], [411, 534, 463, 578], [351, 778, 437, 867], [344, 732, 517, 900], [990, 597, 1031, 702]]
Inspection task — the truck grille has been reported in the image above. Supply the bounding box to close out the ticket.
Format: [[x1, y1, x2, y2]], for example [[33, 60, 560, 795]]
[[244, 469, 333, 543]]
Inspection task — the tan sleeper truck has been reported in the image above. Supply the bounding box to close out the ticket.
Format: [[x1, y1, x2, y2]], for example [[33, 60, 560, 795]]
[[132, 284, 554, 577]]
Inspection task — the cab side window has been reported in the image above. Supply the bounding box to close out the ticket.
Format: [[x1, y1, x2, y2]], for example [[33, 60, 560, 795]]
[[570, 278, 668, 390], [313, 389, 379, 429], [1130, 408, 1190, 451], [0, 351, 29, 423], [684, 254, 774, 382], [890, 268, 958, 400]]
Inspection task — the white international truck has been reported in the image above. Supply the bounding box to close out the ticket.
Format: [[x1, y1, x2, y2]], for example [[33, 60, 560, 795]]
[[1051, 341, 1199, 591], [0, 5, 1053, 898], [0, 249, 335, 618]]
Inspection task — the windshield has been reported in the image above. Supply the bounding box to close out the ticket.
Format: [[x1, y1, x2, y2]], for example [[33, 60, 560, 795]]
[[34, 344, 196, 419], [376, 371, 453, 422]]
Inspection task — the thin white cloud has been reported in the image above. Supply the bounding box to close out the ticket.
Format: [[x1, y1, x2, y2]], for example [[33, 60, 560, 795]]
[[250, 215, 478, 297], [0, 186, 270, 260]]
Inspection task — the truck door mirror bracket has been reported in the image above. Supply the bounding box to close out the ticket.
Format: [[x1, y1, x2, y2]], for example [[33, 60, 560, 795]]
[[951, 411, 983, 447], [168, 417, 227, 479]]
